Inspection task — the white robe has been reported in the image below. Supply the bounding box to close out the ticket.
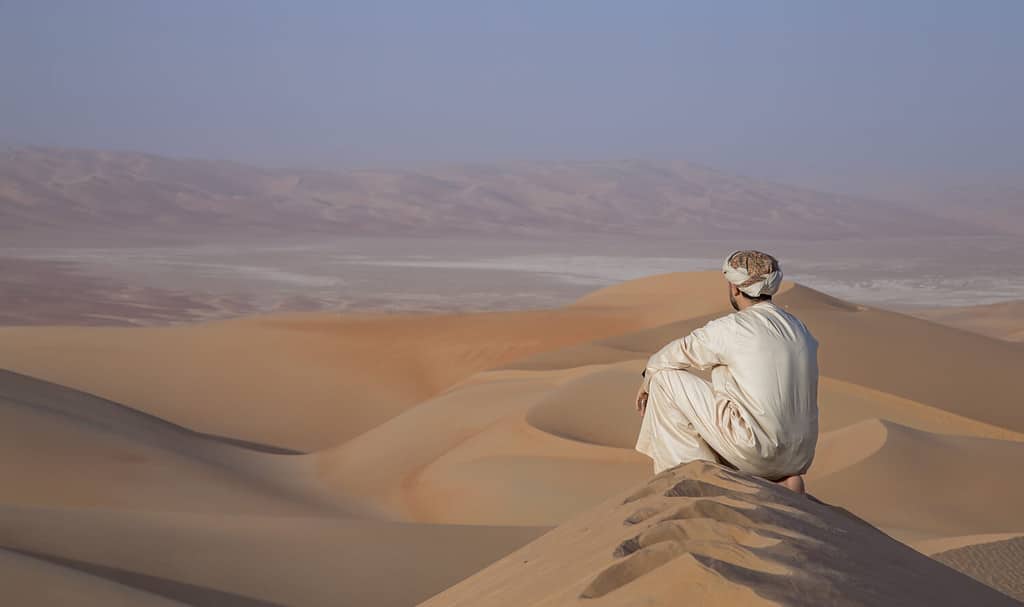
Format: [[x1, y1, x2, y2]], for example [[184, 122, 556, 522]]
[[636, 301, 819, 479]]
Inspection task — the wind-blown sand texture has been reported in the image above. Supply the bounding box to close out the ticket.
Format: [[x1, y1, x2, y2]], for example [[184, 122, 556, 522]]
[[0, 271, 1022, 605], [422, 462, 1019, 606], [933, 535, 1024, 602]]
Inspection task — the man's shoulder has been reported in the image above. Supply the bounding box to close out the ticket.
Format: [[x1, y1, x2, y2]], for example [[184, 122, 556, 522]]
[[752, 303, 818, 342], [700, 312, 741, 334]]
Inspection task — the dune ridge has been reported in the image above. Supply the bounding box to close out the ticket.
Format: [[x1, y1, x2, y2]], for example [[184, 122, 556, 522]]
[[420, 462, 1020, 606]]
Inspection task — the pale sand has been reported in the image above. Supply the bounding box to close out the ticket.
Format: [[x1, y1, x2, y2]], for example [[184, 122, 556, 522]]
[[0, 271, 1022, 605]]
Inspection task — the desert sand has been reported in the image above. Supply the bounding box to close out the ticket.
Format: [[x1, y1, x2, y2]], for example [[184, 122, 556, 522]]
[[422, 462, 1020, 606], [0, 271, 1022, 605]]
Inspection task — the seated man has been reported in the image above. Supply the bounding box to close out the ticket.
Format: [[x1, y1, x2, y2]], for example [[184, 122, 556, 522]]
[[634, 250, 818, 493]]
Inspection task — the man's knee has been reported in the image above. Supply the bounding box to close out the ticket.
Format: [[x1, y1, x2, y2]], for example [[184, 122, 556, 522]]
[[646, 369, 673, 402], [648, 368, 702, 396]]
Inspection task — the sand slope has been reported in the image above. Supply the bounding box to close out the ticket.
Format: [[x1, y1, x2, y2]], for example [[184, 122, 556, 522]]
[[0, 548, 188, 607], [2, 271, 1024, 604], [0, 305, 679, 450], [933, 536, 1024, 602], [809, 419, 1024, 543], [0, 371, 544, 606], [0, 369, 348, 514], [0, 507, 544, 607], [421, 462, 1019, 606]]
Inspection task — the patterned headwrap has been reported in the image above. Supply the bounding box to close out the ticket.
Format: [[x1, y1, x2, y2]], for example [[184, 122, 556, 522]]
[[722, 250, 783, 298]]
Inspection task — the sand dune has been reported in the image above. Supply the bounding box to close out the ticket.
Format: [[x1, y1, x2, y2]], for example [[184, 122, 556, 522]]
[[2, 270, 1023, 604], [525, 363, 644, 448], [809, 419, 1024, 543], [0, 272, 740, 453], [421, 462, 1019, 606], [313, 363, 649, 525], [0, 369, 546, 606], [0, 369, 347, 514], [0, 547, 187, 607], [567, 270, 761, 319], [0, 507, 543, 607], [815, 377, 1024, 440], [914, 532, 1024, 556], [0, 304, 677, 450], [933, 535, 1024, 602]]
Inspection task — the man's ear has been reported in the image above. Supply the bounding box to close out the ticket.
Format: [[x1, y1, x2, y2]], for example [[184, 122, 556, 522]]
[[729, 283, 740, 297]]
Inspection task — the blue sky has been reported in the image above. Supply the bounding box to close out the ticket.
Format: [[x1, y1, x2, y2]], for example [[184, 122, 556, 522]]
[[1, 1, 1021, 195]]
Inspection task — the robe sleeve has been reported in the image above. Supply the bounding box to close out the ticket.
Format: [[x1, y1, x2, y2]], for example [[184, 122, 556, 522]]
[[641, 319, 729, 391]]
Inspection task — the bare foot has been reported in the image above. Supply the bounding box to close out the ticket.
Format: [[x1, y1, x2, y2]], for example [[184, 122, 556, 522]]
[[775, 475, 805, 494]]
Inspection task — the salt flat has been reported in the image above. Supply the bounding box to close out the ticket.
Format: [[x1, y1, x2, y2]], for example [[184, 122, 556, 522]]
[[3, 235, 1022, 325]]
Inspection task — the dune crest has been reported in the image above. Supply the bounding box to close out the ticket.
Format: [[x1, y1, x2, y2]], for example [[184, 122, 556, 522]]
[[421, 462, 1020, 606]]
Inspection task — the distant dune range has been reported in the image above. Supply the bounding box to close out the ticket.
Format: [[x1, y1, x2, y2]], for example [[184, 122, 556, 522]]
[[898, 184, 1024, 236], [0, 271, 1023, 605], [910, 300, 1024, 342], [0, 146, 997, 242]]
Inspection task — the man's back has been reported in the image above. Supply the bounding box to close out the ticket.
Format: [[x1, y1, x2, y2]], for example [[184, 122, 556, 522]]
[[639, 300, 819, 478], [707, 302, 819, 470]]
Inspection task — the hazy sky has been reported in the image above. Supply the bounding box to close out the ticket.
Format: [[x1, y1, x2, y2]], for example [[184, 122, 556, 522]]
[[2, 1, 1021, 196]]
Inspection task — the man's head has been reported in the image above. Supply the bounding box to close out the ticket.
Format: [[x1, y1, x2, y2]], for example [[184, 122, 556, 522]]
[[723, 250, 783, 311]]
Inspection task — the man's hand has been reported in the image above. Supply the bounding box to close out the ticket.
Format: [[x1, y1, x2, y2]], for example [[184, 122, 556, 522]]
[[635, 385, 649, 416]]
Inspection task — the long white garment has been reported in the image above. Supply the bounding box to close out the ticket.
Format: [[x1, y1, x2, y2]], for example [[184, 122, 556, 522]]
[[635, 302, 819, 479]]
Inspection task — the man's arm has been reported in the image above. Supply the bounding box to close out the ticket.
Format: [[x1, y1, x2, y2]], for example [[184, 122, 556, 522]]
[[636, 322, 727, 414]]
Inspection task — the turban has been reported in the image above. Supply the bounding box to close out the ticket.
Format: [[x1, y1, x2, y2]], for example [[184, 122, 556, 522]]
[[722, 250, 783, 298]]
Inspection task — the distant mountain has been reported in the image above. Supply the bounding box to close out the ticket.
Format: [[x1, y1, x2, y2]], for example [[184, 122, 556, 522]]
[[911, 299, 1024, 342], [897, 184, 1024, 236], [0, 146, 989, 241]]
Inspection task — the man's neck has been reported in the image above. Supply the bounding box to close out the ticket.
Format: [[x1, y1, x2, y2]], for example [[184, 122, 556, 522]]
[[737, 297, 772, 311]]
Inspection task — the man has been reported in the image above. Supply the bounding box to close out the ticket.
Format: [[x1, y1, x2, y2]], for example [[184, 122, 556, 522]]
[[634, 250, 818, 493]]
